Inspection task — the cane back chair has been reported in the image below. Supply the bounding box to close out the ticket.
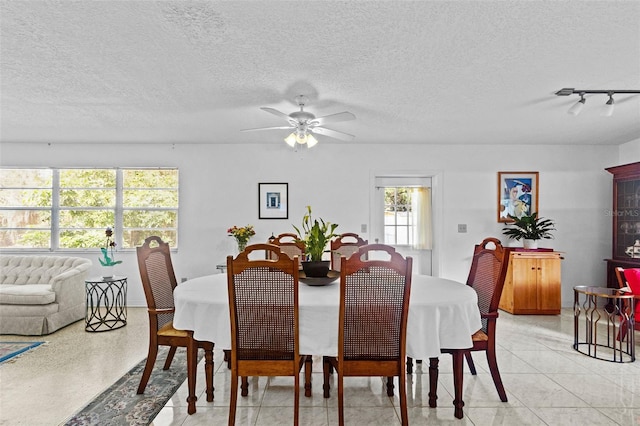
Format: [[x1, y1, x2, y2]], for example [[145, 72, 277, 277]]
[[268, 233, 306, 268], [137, 236, 214, 415], [330, 233, 368, 272], [426, 237, 510, 419], [226, 243, 311, 426], [322, 244, 412, 426]]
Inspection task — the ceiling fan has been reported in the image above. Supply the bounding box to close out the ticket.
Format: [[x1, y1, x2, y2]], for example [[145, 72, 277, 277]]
[[242, 95, 356, 148]]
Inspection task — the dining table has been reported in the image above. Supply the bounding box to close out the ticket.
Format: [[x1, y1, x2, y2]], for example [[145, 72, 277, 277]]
[[173, 271, 482, 411]]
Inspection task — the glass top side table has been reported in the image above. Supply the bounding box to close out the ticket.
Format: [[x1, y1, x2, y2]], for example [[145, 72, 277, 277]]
[[85, 276, 128, 332], [573, 285, 635, 362]]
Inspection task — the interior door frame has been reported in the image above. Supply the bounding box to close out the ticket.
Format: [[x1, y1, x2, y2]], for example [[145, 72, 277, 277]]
[[369, 169, 443, 277]]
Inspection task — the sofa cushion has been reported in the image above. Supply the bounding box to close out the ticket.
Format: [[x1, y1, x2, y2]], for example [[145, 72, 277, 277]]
[[0, 284, 56, 305]]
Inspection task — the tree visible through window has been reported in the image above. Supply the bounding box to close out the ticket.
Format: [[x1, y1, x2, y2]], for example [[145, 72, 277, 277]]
[[0, 168, 179, 250]]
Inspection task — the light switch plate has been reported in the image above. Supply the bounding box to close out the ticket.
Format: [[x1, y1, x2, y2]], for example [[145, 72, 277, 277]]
[[458, 224, 467, 233], [361, 224, 367, 233]]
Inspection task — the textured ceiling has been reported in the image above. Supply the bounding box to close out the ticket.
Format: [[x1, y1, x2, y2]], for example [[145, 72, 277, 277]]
[[1, 1, 639, 146]]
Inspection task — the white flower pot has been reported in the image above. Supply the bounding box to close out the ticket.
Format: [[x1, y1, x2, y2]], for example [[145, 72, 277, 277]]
[[523, 239, 538, 249]]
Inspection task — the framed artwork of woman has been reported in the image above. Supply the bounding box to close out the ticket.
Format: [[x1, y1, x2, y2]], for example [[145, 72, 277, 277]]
[[497, 171, 539, 222]]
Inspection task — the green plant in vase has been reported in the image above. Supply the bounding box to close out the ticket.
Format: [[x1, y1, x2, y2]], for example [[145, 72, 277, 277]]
[[502, 212, 555, 249], [293, 205, 338, 277]]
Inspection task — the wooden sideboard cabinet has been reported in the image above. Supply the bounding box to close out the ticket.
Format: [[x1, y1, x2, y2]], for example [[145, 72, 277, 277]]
[[499, 251, 562, 314]]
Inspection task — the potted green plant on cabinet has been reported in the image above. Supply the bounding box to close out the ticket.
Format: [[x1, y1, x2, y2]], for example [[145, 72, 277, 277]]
[[293, 205, 339, 277], [502, 212, 556, 249]]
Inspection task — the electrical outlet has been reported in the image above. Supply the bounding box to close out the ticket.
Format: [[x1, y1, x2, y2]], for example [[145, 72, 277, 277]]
[[361, 224, 367, 233], [458, 224, 467, 233]]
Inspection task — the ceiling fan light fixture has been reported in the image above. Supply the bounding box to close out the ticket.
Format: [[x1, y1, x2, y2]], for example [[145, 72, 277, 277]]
[[295, 132, 308, 144], [284, 133, 297, 147], [306, 134, 318, 148]]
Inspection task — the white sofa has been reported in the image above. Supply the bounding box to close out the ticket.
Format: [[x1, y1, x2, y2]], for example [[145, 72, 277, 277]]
[[0, 255, 92, 335]]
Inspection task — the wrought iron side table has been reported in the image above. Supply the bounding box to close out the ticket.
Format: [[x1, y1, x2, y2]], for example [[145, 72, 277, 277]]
[[85, 276, 127, 332], [573, 285, 635, 362]]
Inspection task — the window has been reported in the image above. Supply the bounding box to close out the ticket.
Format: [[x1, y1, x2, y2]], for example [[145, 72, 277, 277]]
[[0, 168, 179, 250], [384, 187, 414, 245]]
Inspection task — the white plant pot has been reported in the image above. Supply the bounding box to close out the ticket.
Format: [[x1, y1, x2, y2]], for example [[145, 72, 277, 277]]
[[523, 239, 538, 249]]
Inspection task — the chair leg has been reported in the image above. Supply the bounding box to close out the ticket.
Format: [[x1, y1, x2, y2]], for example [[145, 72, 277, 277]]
[[464, 351, 477, 375], [399, 371, 409, 426], [337, 365, 345, 426], [186, 337, 198, 414], [241, 376, 249, 396], [228, 373, 238, 426], [224, 349, 231, 369], [323, 356, 332, 398], [294, 363, 301, 426], [427, 357, 438, 408], [451, 351, 465, 419], [204, 344, 214, 402], [304, 355, 312, 397], [137, 344, 158, 394], [486, 345, 508, 402], [386, 376, 394, 397], [163, 346, 177, 370]]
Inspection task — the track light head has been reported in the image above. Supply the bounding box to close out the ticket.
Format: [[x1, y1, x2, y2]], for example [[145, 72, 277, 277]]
[[602, 93, 615, 117], [567, 93, 586, 116]]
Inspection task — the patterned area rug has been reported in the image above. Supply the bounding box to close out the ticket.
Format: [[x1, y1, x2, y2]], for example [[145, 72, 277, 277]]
[[64, 347, 202, 425], [0, 341, 45, 364]]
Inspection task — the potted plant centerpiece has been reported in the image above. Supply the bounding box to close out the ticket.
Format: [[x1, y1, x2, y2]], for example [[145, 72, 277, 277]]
[[293, 205, 339, 277], [502, 212, 556, 249]]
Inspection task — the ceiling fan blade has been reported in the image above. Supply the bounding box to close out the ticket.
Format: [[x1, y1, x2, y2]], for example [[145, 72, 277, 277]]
[[311, 111, 356, 126], [241, 126, 293, 132], [260, 107, 293, 121], [310, 126, 355, 141]]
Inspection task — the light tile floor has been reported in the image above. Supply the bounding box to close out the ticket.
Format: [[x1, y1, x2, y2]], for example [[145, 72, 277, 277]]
[[2, 308, 640, 425]]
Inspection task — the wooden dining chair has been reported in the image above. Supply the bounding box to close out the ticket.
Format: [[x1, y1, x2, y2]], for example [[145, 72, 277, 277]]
[[268, 232, 306, 268], [136, 236, 214, 415], [425, 237, 510, 419], [322, 244, 412, 426], [330, 233, 368, 271], [226, 243, 311, 426]]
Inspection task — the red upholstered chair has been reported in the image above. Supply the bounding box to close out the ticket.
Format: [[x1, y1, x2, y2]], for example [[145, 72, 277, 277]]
[[330, 233, 368, 271], [137, 236, 214, 415], [617, 268, 640, 337]]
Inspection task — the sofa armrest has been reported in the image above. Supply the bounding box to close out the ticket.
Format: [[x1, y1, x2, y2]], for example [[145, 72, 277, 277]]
[[50, 260, 92, 310]]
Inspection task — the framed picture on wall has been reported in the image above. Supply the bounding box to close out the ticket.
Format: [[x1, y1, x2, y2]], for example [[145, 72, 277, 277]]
[[259, 183, 288, 219], [497, 171, 539, 222]]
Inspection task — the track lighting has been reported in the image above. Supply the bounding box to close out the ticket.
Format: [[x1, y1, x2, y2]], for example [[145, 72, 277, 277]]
[[555, 88, 640, 116]]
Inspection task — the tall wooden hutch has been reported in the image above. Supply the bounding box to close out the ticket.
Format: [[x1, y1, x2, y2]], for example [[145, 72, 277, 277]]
[[605, 162, 640, 288]]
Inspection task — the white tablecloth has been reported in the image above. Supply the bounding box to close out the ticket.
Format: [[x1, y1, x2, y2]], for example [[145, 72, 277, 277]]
[[173, 273, 482, 359]]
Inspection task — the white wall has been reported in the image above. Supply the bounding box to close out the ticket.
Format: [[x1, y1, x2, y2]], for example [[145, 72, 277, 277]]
[[620, 138, 640, 163], [0, 141, 622, 307]]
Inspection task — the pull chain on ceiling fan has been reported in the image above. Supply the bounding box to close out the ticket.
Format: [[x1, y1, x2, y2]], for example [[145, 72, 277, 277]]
[[241, 95, 356, 148]]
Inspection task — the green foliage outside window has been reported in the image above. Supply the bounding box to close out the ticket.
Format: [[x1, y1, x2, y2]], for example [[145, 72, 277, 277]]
[[0, 168, 178, 249]]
